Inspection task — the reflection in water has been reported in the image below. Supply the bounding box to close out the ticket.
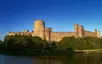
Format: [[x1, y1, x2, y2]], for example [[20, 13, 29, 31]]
[[32, 53, 102, 64], [32, 56, 63, 64], [0, 53, 102, 64], [73, 53, 102, 64], [0, 54, 4, 64], [0, 55, 32, 64]]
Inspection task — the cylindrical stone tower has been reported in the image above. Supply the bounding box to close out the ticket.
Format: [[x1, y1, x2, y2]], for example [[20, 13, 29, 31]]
[[34, 20, 45, 40]]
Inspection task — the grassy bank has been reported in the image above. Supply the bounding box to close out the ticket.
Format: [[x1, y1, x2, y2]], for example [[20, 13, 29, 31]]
[[74, 49, 102, 53]]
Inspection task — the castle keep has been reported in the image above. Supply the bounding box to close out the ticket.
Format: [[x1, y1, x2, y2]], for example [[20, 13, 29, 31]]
[[8, 20, 101, 42]]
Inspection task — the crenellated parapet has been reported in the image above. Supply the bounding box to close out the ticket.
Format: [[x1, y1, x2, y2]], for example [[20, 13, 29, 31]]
[[51, 32, 74, 41], [8, 20, 101, 42], [84, 29, 100, 37], [8, 30, 32, 36]]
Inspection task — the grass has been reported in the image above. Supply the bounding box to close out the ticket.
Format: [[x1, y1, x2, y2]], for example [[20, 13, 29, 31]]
[[74, 49, 102, 53]]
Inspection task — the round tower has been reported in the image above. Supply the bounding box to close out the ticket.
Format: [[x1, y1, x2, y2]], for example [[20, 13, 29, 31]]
[[34, 20, 45, 40]]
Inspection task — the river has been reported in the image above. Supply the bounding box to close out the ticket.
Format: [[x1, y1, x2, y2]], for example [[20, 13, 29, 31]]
[[0, 53, 102, 64]]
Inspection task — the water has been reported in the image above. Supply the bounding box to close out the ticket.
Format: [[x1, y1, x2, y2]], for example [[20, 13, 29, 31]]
[[0, 53, 102, 64]]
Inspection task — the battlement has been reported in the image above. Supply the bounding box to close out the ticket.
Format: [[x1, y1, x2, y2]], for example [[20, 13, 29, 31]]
[[23, 30, 29, 32], [8, 20, 101, 41], [8, 32, 32, 36], [53, 32, 73, 33]]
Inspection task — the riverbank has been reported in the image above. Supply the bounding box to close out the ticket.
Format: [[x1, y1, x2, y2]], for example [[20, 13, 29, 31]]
[[74, 49, 102, 53], [0, 49, 75, 56], [0, 49, 102, 56]]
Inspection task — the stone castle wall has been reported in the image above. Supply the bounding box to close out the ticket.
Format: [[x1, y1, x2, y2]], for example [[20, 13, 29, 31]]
[[8, 31, 32, 36], [51, 32, 74, 41], [84, 30, 96, 37], [8, 20, 101, 42]]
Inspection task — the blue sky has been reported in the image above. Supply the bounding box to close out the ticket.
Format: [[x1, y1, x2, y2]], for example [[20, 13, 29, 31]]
[[0, 0, 102, 40]]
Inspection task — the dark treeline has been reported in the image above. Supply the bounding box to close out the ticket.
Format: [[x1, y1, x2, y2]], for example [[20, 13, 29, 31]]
[[0, 35, 74, 55], [60, 36, 102, 50], [0, 35, 102, 55]]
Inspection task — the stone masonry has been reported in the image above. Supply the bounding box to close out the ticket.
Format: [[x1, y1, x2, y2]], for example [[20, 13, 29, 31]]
[[8, 20, 101, 42]]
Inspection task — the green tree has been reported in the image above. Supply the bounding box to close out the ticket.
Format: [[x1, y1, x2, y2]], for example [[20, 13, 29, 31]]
[[60, 36, 77, 49]]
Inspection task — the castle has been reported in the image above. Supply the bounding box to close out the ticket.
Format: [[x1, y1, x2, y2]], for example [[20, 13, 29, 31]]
[[8, 20, 101, 42]]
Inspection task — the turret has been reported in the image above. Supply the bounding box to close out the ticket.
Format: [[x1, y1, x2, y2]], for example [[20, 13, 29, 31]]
[[45, 28, 52, 42], [94, 29, 100, 37], [78, 25, 85, 37], [74, 24, 85, 38], [34, 20, 45, 40], [97, 31, 100, 37], [74, 24, 79, 37]]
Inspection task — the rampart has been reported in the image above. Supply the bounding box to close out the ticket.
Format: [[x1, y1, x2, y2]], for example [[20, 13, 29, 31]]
[[8, 20, 101, 42], [51, 32, 74, 41]]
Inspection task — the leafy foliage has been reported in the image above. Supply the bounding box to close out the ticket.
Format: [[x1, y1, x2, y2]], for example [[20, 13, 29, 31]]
[[60, 36, 102, 50], [0, 35, 102, 54]]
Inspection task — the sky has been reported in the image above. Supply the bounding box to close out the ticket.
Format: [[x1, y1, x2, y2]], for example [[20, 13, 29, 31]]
[[0, 0, 102, 40]]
